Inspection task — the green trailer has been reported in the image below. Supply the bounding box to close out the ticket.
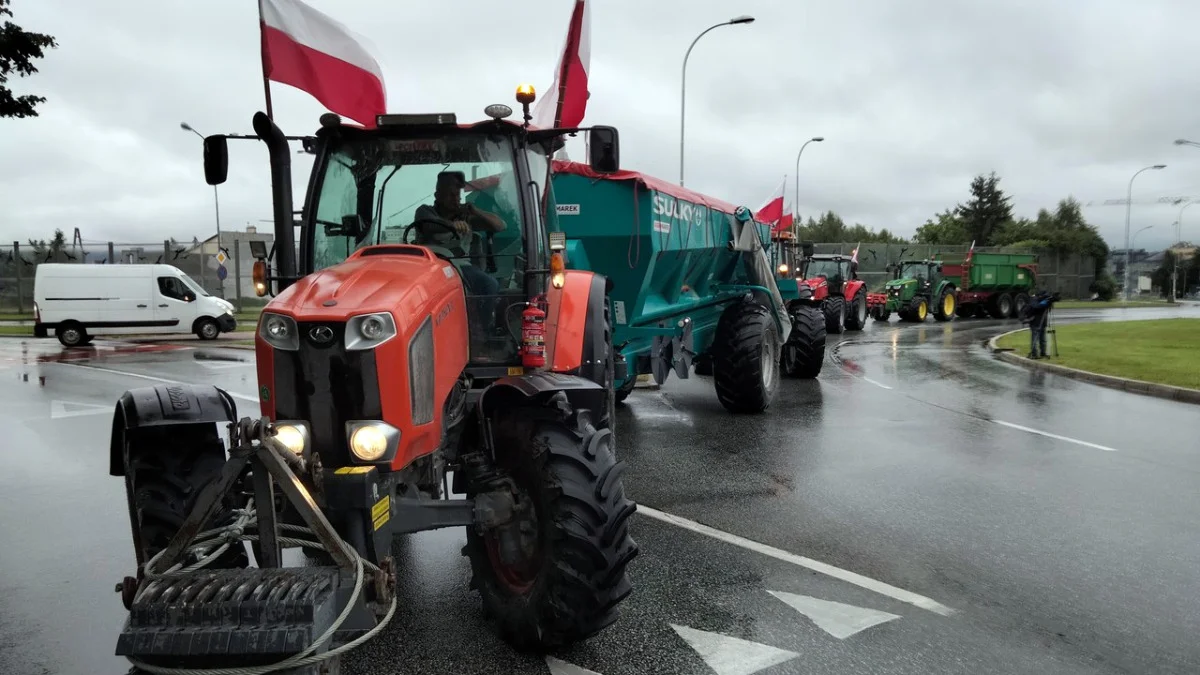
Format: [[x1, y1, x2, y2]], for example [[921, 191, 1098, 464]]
[[550, 162, 825, 412], [941, 251, 1038, 318]]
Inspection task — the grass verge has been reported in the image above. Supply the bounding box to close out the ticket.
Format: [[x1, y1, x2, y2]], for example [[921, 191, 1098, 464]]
[[996, 318, 1200, 390], [0, 325, 31, 336]]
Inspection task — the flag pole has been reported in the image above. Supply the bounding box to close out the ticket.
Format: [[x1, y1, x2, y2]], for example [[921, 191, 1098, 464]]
[[258, 0, 276, 119]]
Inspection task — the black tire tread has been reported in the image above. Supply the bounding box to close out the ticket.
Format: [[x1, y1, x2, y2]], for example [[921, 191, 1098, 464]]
[[711, 302, 779, 413], [844, 293, 867, 331], [782, 304, 826, 379], [464, 403, 638, 650], [823, 296, 845, 334]]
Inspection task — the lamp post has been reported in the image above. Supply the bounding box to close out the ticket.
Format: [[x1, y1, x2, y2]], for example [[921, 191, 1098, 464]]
[[1173, 138, 1200, 149], [1128, 224, 1154, 298], [794, 137, 824, 227], [679, 15, 755, 186], [1124, 164, 1166, 300], [181, 122, 223, 295]]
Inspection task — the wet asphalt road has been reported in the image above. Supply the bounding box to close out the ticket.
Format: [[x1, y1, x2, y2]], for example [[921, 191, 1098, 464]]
[[1, 304, 1199, 675]]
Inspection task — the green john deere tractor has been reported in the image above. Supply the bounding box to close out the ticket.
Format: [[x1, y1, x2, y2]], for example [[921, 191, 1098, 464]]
[[881, 259, 957, 322]]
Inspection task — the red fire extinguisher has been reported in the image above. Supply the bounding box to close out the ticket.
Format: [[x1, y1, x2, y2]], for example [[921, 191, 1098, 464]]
[[521, 295, 547, 369]]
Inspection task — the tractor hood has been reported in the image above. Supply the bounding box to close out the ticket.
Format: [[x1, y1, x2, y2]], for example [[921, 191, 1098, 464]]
[[885, 278, 916, 290], [267, 246, 460, 328], [801, 277, 828, 290]]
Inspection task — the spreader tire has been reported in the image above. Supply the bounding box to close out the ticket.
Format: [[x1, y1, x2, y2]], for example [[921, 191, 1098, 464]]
[[464, 401, 638, 650], [121, 424, 248, 570], [823, 295, 846, 334], [781, 304, 826, 379], [614, 374, 636, 404], [712, 301, 781, 413], [844, 293, 867, 331]]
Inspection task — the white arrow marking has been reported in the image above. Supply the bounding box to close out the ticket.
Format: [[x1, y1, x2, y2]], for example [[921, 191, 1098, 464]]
[[545, 655, 603, 675], [50, 400, 112, 419], [670, 624, 798, 675], [768, 590, 900, 639]]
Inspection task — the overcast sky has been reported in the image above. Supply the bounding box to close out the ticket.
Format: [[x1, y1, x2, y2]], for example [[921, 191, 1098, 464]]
[[3, 0, 1200, 251]]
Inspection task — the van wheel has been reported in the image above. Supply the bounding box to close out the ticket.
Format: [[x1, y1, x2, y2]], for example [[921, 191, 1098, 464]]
[[195, 318, 220, 340], [56, 322, 88, 347]]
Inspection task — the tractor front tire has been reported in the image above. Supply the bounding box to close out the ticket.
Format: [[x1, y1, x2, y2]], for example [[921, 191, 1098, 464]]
[[464, 400, 638, 650], [712, 301, 782, 413], [844, 293, 867, 331], [781, 304, 826, 379], [904, 297, 929, 322], [874, 308, 891, 322], [121, 424, 248, 570], [933, 287, 956, 322], [823, 296, 846, 334]]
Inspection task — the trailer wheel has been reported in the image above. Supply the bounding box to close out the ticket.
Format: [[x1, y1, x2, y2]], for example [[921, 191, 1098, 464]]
[[844, 293, 867, 331], [781, 304, 826, 379], [464, 401, 638, 650], [989, 293, 1013, 319], [120, 424, 248, 570], [823, 296, 845, 334], [1013, 292, 1030, 318], [934, 287, 956, 321], [614, 375, 636, 404], [712, 302, 781, 413]]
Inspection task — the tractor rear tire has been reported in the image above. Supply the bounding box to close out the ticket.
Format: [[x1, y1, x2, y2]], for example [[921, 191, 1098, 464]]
[[933, 287, 956, 322], [781, 304, 826, 379], [823, 296, 846, 334], [844, 293, 867, 331], [121, 424, 248, 570], [712, 301, 782, 413], [464, 400, 638, 650]]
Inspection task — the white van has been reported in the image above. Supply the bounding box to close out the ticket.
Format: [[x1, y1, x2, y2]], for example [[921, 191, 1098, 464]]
[[33, 263, 237, 346]]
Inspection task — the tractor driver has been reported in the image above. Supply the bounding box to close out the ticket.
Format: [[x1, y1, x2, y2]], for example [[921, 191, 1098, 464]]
[[413, 171, 506, 323]]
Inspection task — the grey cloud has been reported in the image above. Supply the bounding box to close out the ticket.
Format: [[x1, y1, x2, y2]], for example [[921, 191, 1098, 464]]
[[3, 0, 1200, 250]]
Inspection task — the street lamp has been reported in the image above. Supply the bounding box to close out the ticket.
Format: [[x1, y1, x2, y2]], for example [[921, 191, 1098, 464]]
[[1123, 164, 1166, 300], [679, 15, 755, 186], [181, 122, 222, 293], [1173, 138, 1200, 149], [794, 137, 824, 227], [1128, 224, 1154, 298]]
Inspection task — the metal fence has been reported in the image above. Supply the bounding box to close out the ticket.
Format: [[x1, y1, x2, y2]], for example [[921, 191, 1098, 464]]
[[804, 243, 1097, 298], [0, 240, 270, 314]]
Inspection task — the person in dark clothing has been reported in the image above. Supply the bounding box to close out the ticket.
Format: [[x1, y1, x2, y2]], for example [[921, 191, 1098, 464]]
[[1023, 290, 1058, 359]]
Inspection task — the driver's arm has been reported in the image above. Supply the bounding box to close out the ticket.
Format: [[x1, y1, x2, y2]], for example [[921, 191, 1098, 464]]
[[463, 202, 506, 233]]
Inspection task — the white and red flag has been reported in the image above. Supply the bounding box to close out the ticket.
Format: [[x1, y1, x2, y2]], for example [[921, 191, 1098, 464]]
[[755, 175, 787, 226], [775, 209, 795, 234], [851, 242, 861, 263], [965, 239, 976, 263], [258, 0, 387, 127], [533, 0, 592, 129]]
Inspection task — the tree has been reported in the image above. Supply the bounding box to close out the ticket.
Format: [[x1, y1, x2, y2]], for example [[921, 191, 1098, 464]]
[[794, 210, 908, 244], [914, 208, 969, 244], [1, 0, 58, 119], [27, 228, 66, 262], [955, 172, 1013, 245]]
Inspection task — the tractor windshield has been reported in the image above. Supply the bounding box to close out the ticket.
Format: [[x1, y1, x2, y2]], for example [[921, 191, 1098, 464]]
[[806, 259, 846, 282], [309, 132, 529, 288], [900, 263, 929, 280]]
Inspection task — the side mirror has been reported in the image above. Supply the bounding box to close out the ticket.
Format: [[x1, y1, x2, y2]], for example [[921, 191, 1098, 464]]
[[588, 126, 620, 173], [203, 135, 229, 186], [800, 241, 815, 258], [184, 293, 196, 302]]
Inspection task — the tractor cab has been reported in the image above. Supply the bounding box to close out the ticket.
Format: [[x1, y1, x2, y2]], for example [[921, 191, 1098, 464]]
[[896, 260, 942, 292], [771, 230, 801, 278], [800, 253, 857, 294]]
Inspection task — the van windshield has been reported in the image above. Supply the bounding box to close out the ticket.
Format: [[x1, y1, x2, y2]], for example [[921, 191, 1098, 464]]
[[180, 274, 210, 297]]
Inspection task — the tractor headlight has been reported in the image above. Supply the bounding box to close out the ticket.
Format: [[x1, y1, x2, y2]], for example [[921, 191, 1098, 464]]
[[408, 316, 435, 425], [346, 421, 400, 463], [272, 422, 309, 455], [777, 263, 789, 275], [345, 312, 397, 351], [260, 312, 299, 351]]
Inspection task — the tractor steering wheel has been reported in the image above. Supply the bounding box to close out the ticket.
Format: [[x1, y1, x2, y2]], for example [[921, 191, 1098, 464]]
[[404, 218, 497, 271]]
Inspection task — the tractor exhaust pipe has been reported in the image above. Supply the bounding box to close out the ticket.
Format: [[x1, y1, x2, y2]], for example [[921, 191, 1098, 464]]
[[253, 112, 297, 288]]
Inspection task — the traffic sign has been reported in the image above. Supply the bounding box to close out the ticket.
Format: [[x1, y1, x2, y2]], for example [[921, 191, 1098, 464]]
[[217, 265, 228, 281], [215, 250, 228, 265]]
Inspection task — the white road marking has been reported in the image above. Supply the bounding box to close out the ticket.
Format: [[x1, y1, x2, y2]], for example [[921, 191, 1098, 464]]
[[50, 399, 112, 419], [767, 590, 900, 639], [195, 361, 253, 370], [862, 377, 893, 390], [670, 624, 798, 675], [545, 656, 603, 675], [639, 505, 955, 616], [53, 362, 260, 404], [993, 420, 1118, 452]]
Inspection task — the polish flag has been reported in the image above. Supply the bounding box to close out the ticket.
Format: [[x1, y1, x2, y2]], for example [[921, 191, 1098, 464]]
[[259, 0, 387, 127], [533, 0, 591, 129], [851, 242, 861, 263], [965, 239, 976, 263], [755, 176, 787, 225], [774, 210, 794, 234]]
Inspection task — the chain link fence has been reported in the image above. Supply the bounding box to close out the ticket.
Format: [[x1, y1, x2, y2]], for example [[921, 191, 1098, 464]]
[[0, 235, 274, 315], [805, 243, 1097, 298]]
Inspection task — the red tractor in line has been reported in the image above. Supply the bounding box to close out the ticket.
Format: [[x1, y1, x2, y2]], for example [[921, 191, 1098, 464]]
[[794, 243, 867, 334]]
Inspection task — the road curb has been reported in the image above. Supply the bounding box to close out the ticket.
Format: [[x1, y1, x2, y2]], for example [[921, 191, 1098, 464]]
[[986, 328, 1200, 405]]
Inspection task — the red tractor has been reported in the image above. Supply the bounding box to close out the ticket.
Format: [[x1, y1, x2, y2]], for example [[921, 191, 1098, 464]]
[[106, 86, 638, 673], [795, 243, 868, 334]]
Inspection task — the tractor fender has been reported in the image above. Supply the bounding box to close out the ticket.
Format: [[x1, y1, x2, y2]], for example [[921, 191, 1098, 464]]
[[109, 384, 238, 476], [478, 372, 606, 422], [567, 272, 611, 386], [547, 270, 609, 375], [844, 279, 866, 301]]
